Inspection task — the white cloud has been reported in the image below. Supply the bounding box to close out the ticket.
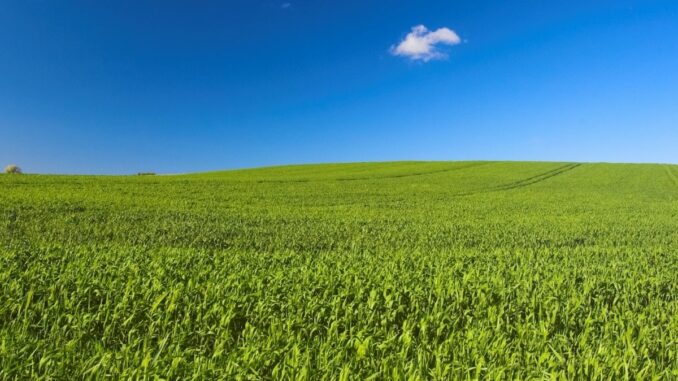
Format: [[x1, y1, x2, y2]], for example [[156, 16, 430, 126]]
[[281, 2, 291, 9], [391, 25, 461, 62]]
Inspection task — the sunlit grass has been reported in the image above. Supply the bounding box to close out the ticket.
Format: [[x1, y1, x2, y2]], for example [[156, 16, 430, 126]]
[[1, 161, 677, 379]]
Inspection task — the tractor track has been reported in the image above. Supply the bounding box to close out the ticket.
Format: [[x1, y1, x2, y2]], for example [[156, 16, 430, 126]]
[[253, 162, 491, 184], [665, 165, 678, 187], [455, 163, 583, 197]]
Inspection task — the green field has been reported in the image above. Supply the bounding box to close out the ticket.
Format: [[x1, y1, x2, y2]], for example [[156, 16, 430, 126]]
[[1, 161, 677, 379]]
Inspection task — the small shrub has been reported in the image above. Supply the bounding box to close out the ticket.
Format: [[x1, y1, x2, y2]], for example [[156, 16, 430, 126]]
[[4, 164, 21, 174]]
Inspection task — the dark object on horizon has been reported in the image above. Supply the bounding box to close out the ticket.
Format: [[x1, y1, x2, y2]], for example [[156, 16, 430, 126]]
[[137, 172, 156, 176]]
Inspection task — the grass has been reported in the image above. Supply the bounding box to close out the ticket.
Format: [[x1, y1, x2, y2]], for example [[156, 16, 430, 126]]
[[1, 161, 677, 379]]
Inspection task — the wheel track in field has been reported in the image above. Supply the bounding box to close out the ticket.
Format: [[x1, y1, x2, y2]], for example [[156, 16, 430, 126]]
[[665, 165, 678, 187], [253, 162, 491, 183], [334, 162, 491, 181], [455, 163, 583, 196]]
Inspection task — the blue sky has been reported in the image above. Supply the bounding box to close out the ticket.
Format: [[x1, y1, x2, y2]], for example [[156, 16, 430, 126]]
[[1, 0, 677, 174]]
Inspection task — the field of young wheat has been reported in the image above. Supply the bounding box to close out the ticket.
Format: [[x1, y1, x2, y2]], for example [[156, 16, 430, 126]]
[[1, 161, 677, 379]]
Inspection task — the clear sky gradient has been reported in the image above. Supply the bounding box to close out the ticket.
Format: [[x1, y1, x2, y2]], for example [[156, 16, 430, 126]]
[[2, 1, 677, 174]]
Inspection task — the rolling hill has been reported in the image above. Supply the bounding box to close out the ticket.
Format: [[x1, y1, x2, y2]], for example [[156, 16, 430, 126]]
[[1, 161, 677, 379]]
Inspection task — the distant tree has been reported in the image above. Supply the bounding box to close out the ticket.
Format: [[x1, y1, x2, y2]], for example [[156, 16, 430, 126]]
[[4, 164, 22, 174]]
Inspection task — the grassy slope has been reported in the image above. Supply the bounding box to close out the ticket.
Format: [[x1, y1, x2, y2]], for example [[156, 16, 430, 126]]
[[1, 161, 677, 379]]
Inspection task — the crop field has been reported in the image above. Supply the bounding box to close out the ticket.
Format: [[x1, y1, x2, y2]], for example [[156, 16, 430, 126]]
[[1, 161, 677, 379]]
